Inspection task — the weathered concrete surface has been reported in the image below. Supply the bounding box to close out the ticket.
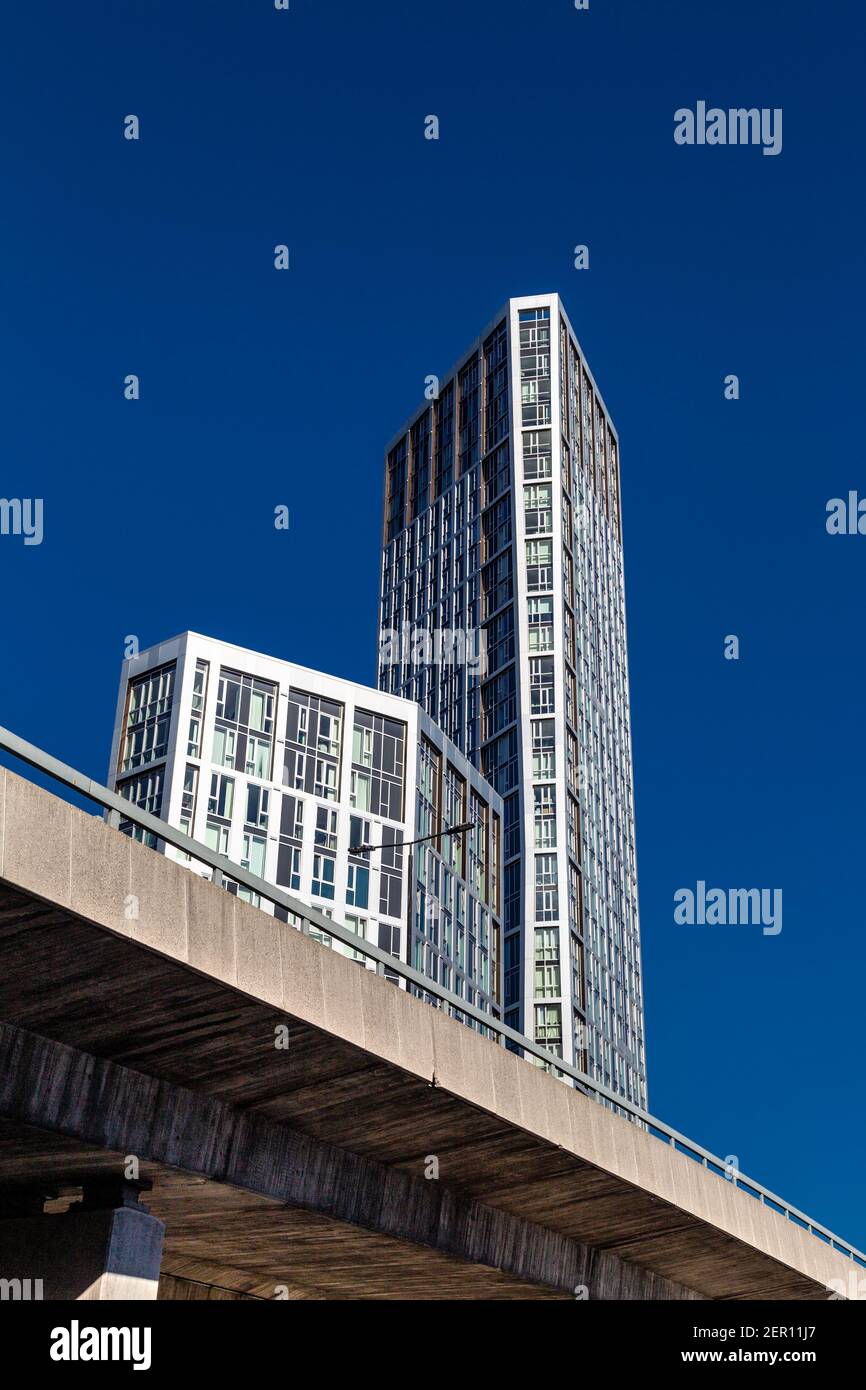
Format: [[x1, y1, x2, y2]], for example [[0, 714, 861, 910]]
[[0, 1024, 698, 1301], [0, 767, 860, 1299], [0, 1204, 164, 1301]]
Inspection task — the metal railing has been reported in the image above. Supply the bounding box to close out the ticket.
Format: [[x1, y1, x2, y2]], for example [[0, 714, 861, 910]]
[[0, 722, 863, 1272]]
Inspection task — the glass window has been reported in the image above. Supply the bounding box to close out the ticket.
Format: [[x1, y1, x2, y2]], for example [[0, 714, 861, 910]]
[[317, 712, 341, 757], [216, 674, 241, 723], [347, 863, 369, 910], [205, 821, 229, 856], [208, 773, 234, 820], [245, 783, 269, 829], [122, 665, 175, 772], [241, 832, 266, 878], [314, 759, 338, 801], [535, 1002, 562, 1055], [312, 853, 336, 900], [289, 845, 301, 891], [246, 735, 271, 780], [352, 725, 373, 768], [249, 688, 273, 734], [187, 661, 208, 757], [213, 727, 236, 769], [534, 784, 557, 848], [350, 771, 371, 811], [315, 807, 337, 850]]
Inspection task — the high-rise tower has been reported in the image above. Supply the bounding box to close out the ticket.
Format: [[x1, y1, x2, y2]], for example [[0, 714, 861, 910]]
[[378, 294, 646, 1107]]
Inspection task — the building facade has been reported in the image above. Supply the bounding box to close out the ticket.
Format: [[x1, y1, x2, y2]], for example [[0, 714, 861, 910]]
[[378, 294, 646, 1106], [109, 632, 502, 1018]]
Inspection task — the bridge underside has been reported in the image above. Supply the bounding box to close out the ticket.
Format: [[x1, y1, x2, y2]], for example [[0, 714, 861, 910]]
[[0, 767, 856, 1301], [0, 1113, 574, 1301], [0, 880, 831, 1301]]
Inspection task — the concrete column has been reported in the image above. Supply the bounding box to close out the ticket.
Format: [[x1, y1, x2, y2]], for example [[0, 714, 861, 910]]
[[0, 1180, 164, 1301]]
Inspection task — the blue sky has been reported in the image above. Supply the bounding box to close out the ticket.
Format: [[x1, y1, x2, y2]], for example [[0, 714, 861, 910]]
[[1, 1, 864, 1251]]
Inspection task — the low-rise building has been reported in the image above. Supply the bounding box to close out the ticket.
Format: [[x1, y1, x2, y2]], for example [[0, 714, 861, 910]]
[[108, 632, 502, 1018]]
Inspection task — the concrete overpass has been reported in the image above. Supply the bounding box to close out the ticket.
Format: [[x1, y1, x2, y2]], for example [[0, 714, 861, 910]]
[[0, 749, 862, 1301]]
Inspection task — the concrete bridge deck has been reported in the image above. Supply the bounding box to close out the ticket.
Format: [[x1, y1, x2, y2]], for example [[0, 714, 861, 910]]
[[0, 764, 859, 1300]]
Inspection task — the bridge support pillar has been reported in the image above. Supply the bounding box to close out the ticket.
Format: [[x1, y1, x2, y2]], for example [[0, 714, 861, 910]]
[[0, 1178, 164, 1301]]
